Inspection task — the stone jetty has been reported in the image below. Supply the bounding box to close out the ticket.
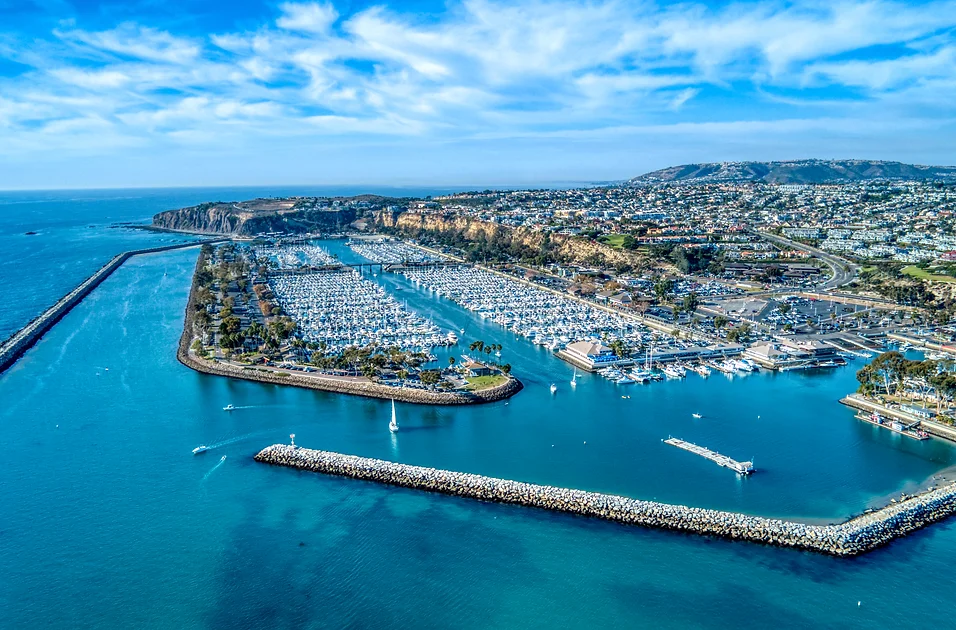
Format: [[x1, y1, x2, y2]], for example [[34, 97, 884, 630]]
[[0, 239, 222, 374], [255, 444, 956, 556]]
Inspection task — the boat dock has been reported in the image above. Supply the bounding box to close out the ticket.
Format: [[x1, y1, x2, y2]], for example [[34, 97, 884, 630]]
[[854, 412, 929, 440], [664, 437, 755, 475]]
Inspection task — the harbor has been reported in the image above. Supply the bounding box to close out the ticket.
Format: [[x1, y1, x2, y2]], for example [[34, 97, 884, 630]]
[[7, 229, 956, 628], [663, 437, 756, 475]]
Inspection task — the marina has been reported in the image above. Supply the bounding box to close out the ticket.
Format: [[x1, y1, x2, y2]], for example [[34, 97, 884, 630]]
[[347, 237, 441, 263], [397, 264, 652, 350], [6, 228, 956, 628], [663, 437, 756, 475], [269, 263, 452, 353]]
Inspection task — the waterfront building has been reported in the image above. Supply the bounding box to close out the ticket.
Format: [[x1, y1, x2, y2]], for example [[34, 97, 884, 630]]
[[562, 341, 621, 370]]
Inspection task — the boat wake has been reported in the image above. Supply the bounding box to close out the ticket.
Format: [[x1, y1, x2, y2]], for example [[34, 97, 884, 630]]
[[204, 430, 272, 451], [202, 455, 227, 481]]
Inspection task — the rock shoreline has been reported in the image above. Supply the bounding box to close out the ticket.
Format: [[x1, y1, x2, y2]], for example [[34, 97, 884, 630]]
[[177, 254, 523, 406], [255, 444, 956, 556]]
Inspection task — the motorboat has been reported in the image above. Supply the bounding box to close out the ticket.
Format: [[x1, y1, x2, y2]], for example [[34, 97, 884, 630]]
[[570, 369, 578, 388], [192, 445, 209, 455], [662, 365, 684, 379], [223, 404, 235, 412], [550, 383, 558, 394], [692, 413, 702, 419]]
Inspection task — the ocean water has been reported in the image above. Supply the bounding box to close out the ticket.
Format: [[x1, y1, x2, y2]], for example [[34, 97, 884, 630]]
[[3, 193, 956, 628]]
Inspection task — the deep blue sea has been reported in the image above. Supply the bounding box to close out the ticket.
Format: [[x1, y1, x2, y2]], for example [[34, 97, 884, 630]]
[[3, 190, 956, 628]]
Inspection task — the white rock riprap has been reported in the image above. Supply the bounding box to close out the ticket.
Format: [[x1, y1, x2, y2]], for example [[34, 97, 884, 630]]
[[254, 445, 956, 556]]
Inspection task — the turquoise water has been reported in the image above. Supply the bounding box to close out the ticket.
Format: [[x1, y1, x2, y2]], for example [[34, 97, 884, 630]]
[[3, 195, 956, 627]]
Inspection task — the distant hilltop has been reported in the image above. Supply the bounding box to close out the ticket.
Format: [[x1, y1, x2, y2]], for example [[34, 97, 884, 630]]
[[628, 159, 956, 185], [151, 195, 406, 235]]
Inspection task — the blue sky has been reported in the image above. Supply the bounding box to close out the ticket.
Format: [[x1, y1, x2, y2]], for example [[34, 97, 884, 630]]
[[1, 0, 954, 189]]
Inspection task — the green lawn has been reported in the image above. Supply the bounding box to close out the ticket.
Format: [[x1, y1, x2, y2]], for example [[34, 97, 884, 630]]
[[597, 234, 627, 249], [465, 374, 508, 391], [902, 265, 956, 283]]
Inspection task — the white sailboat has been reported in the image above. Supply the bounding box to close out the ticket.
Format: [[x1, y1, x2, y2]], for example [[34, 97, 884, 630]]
[[389, 399, 400, 433], [570, 368, 577, 388]]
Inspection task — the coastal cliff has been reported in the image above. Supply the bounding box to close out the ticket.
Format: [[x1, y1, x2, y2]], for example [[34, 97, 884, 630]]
[[151, 197, 396, 235], [377, 210, 647, 270]]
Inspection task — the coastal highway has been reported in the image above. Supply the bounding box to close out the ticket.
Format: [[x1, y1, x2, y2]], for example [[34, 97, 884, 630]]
[[754, 230, 858, 290]]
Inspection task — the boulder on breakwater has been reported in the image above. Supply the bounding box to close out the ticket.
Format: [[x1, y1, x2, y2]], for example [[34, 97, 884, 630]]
[[254, 444, 956, 556]]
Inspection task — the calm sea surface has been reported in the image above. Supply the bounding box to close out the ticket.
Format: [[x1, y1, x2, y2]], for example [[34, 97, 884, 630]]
[[3, 190, 956, 628]]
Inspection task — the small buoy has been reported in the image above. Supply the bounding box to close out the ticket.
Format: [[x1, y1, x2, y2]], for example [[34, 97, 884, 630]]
[[583, 441, 587, 445], [56, 425, 59, 428], [551, 444, 554, 447]]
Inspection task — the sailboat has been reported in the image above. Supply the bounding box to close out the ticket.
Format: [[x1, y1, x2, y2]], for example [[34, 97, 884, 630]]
[[570, 368, 577, 388], [389, 399, 400, 433]]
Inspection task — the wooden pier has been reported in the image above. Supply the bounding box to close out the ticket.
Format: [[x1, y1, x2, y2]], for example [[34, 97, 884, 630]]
[[664, 437, 755, 475]]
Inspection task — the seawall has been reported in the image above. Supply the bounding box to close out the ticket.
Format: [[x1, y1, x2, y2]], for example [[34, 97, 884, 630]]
[[0, 240, 222, 375], [255, 444, 956, 556]]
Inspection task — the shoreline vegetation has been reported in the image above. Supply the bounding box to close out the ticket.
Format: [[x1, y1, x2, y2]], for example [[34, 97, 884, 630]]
[[177, 245, 523, 405]]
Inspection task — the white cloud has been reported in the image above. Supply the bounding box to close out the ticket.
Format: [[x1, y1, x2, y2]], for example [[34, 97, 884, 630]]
[[56, 23, 200, 64], [276, 2, 339, 34], [1, 0, 954, 168]]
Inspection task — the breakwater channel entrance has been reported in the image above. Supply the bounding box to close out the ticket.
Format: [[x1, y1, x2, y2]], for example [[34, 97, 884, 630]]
[[0, 239, 223, 374], [256, 444, 956, 556]]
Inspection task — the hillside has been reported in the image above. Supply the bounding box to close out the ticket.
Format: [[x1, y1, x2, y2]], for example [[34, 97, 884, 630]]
[[151, 196, 403, 235], [629, 160, 956, 185]]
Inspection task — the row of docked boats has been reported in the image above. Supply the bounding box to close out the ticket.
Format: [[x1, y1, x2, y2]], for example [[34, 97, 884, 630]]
[[398, 265, 652, 350], [268, 248, 454, 353], [596, 358, 759, 384], [253, 243, 337, 268], [347, 238, 440, 264]]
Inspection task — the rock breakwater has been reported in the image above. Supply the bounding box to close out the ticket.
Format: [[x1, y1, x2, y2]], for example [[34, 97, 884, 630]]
[[255, 444, 956, 556], [0, 240, 221, 374]]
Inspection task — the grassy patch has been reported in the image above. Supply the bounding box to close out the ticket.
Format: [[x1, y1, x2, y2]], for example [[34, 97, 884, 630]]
[[597, 234, 627, 249], [902, 265, 956, 283], [464, 374, 508, 391]]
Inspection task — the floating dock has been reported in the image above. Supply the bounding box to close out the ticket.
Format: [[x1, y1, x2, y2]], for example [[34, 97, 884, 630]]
[[664, 437, 755, 475], [855, 412, 929, 440]]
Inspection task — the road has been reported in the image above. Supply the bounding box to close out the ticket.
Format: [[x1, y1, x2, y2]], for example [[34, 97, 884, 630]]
[[754, 230, 858, 289]]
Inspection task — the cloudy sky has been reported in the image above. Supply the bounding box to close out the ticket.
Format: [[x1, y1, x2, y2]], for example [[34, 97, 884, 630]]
[[1, 0, 954, 189]]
